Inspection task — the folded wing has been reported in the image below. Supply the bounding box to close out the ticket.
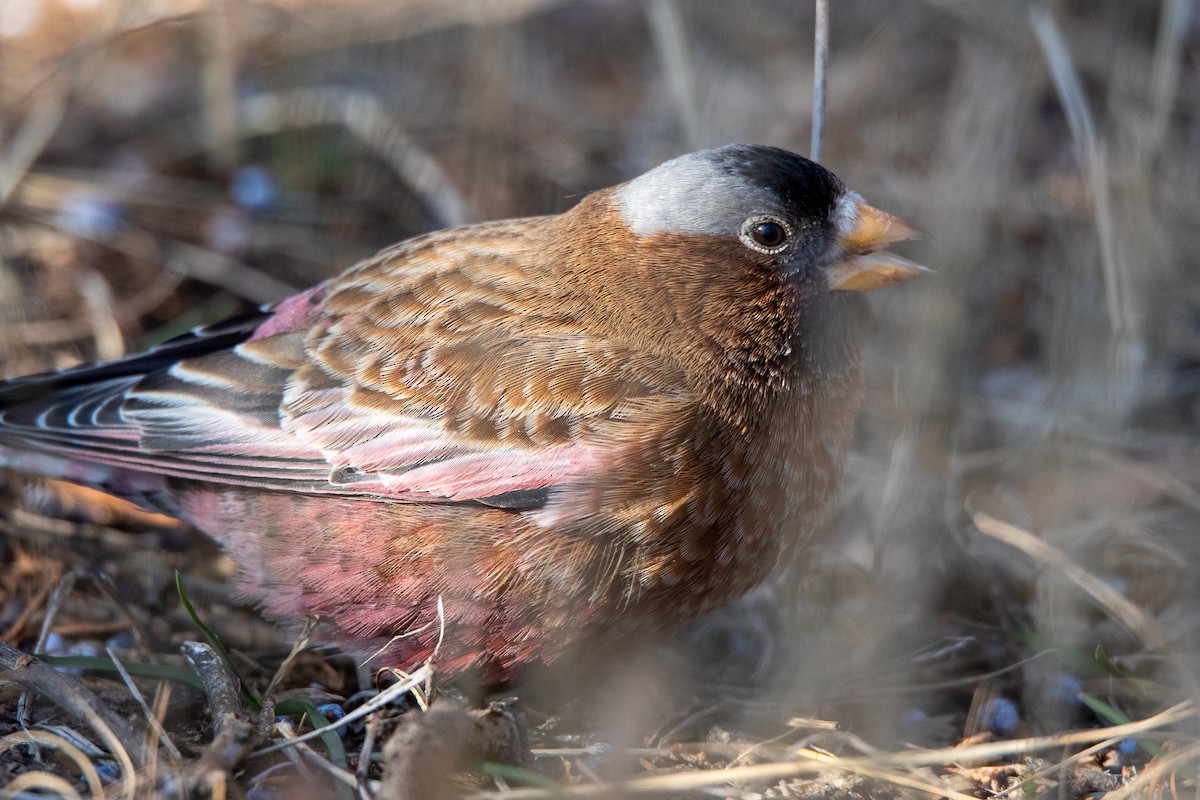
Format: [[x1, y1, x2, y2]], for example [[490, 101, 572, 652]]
[[0, 225, 689, 514]]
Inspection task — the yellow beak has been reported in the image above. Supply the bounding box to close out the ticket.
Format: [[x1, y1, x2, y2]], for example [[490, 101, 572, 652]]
[[825, 201, 928, 292]]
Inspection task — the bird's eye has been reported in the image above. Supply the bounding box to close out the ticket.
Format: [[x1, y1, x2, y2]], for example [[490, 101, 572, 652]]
[[753, 222, 786, 247], [739, 215, 792, 254]]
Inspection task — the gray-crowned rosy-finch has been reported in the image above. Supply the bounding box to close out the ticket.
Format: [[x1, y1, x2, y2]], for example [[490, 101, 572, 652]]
[[0, 144, 924, 677]]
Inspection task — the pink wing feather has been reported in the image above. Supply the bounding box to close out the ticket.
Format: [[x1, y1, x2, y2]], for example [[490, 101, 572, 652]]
[[0, 224, 683, 515]]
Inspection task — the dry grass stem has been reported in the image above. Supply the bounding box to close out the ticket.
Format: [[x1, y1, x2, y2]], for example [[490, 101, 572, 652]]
[[972, 511, 1169, 652]]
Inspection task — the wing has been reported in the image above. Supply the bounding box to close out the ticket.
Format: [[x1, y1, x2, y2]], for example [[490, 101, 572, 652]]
[[0, 221, 691, 514]]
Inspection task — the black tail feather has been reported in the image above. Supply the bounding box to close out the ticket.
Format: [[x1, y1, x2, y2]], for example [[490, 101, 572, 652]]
[[0, 308, 269, 409]]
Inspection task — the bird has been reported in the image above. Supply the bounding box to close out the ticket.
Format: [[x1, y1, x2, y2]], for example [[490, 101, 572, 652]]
[[0, 144, 924, 679]]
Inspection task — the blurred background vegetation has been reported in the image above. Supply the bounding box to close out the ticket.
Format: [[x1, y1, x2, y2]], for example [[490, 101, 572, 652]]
[[0, 0, 1197, 796]]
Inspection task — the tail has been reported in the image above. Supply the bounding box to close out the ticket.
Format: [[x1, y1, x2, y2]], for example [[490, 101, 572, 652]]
[[0, 307, 265, 406], [0, 308, 269, 510]]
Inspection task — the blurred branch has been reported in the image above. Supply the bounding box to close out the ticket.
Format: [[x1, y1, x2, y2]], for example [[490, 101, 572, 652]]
[[78, 269, 126, 360], [1030, 6, 1141, 417], [266, 0, 564, 60], [811, 0, 829, 162], [1030, 7, 1128, 332], [165, 239, 300, 304], [0, 96, 68, 207], [203, 0, 244, 170], [0, 0, 133, 206], [972, 511, 1168, 651], [238, 89, 471, 227], [1145, 0, 1191, 156], [647, 0, 705, 149], [0, 256, 182, 347]]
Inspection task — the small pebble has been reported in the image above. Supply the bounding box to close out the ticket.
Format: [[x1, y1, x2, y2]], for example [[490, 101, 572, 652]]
[[980, 697, 1020, 735], [94, 761, 122, 783], [231, 165, 276, 210], [315, 702, 346, 721], [1044, 672, 1083, 706], [59, 190, 122, 238]]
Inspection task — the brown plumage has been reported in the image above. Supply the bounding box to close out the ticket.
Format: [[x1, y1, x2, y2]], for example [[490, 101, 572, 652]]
[[0, 144, 923, 677]]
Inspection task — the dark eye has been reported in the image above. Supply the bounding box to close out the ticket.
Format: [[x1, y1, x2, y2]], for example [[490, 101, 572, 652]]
[[739, 215, 792, 254], [752, 222, 786, 248]]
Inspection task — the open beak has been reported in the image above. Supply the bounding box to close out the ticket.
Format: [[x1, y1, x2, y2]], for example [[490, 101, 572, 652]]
[[825, 201, 928, 292]]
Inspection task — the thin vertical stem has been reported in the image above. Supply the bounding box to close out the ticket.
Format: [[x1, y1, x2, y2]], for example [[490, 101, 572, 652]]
[[647, 0, 704, 149], [810, 0, 829, 162]]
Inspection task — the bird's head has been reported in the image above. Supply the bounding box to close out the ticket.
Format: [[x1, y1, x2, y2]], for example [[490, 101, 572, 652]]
[[612, 143, 926, 295], [544, 143, 926, 412]]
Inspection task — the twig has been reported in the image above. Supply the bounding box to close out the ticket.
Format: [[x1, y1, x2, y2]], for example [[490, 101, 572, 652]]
[[811, 0, 829, 162], [164, 239, 300, 304], [34, 570, 153, 661], [971, 511, 1168, 651], [21, 569, 87, 730], [1102, 738, 1200, 800], [79, 269, 126, 361], [356, 716, 383, 799], [989, 735, 1124, 800], [203, 0, 241, 170], [251, 664, 433, 757], [646, 0, 704, 149], [0, 252, 183, 347], [181, 640, 258, 771], [1030, 6, 1139, 417], [0, 643, 142, 794], [258, 616, 320, 733], [181, 640, 244, 729], [0, 729, 106, 797], [0, 95, 69, 206], [4, 770, 85, 799], [106, 646, 182, 760], [1145, 0, 1190, 156], [236, 89, 470, 228], [466, 702, 1194, 799], [34, 571, 81, 655]]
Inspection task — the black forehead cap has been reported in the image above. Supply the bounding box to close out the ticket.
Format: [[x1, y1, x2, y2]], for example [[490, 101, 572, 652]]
[[615, 142, 847, 238], [704, 143, 845, 223]]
